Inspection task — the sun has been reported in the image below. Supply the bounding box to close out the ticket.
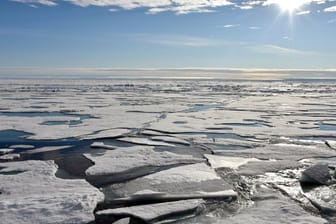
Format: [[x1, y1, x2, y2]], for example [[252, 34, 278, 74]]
[[273, 0, 308, 13]]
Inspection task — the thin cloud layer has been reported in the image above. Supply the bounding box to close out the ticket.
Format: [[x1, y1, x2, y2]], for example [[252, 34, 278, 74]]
[[10, 0, 336, 14]]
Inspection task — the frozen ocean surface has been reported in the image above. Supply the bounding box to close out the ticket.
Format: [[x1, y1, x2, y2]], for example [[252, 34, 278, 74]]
[[0, 78, 336, 224]]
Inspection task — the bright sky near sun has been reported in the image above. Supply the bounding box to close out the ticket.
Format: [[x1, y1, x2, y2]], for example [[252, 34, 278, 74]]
[[1, 0, 336, 73]]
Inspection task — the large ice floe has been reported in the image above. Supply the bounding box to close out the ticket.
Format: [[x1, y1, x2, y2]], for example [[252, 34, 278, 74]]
[[0, 160, 104, 224], [107, 163, 237, 204], [84, 146, 204, 186]]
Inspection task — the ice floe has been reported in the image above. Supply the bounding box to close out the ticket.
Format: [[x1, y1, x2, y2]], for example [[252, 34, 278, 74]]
[[96, 199, 204, 223], [109, 163, 234, 200], [204, 154, 260, 169], [117, 137, 175, 147], [84, 146, 204, 186], [150, 136, 190, 145], [90, 142, 116, 150], [0, 153, 20, 161], [216, 143, 336, 161], [80, 128, 129, 140], [9, 144, 35, 149], [0, 148, 14, 155], [0, 160, 104, 224]]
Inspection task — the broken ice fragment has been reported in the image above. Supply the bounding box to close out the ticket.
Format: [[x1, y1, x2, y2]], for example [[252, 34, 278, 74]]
[[204, 154, 259, 169], [117, 137, 175, 147], [96, 199, 204, 224], [90, 142, 116, 150], [0, 153, 20, 161], [300, 164, 331, 185], [0, 148, 14, 155]]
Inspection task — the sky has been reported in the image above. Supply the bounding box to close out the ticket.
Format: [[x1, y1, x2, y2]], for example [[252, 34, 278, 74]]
[[1, 0, 336, 78]]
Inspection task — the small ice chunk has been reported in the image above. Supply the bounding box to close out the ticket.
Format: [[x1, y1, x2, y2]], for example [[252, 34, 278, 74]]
[[0, 153, 20, 161], [22, 145, 71, 154], [117, 137, 175, 147], [81, 128, 129, 140], [0, 148, 15, 155], [325, 140, 336, 150], [90, 142, 115, 150], [96, 199, 204, 223], [9, 144, 35, 149], [150, 136, 190, 145], [300, 164, 331, 185], [204, 154, 259, 169]]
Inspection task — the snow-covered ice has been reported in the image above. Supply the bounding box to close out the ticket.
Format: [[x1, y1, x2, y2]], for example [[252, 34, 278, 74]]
[[96, 199, 204, 223], [109, 163, 234, 199], [84, 146, 204, 186], [0, 160, 104, 224]]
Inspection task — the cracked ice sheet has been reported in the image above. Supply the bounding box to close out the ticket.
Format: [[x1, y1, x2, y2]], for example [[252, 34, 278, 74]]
[[0, 160, 104, 224], [0, 108, 156, 140], [108, 163, 234, 199], [84, 146, 204, 186]]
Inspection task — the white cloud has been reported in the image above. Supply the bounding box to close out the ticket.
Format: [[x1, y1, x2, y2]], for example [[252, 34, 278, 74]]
[[251, 44, 317, 55], [11, 0, 57, 6], [67, 0, 233, 14], [10, 0, 335, 14], [11, 0, 233, 14], [296, 10, 311, 15], [223, 24, 240, 28], [237, 5, 253, 10], [263, 0, 328, 7], [136, 34, 227, 47], [249, 26, 260, 30], [324, 6, 336, 12]]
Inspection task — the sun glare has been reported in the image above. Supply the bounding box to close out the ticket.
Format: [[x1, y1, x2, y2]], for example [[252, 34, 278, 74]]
[[274, 0, 308, 13]]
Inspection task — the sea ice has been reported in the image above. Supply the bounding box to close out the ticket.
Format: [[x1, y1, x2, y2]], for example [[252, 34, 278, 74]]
[[96, 199, 204, 224], [150, 136, 190, 145], [21, 145, 72, 154], [90, 142, 116, 150], [300, 164, 331, 185], [0, 160, 104, 224], [204, 154, 260, 169], [109, 163, 234, 199], [214, 189, 328, 224], [0, 148, 14, 155], [9, 144, 35, 149], [117, 137, 175, 147], [84, 146, 204, 186], [0, 153, 20, 161]]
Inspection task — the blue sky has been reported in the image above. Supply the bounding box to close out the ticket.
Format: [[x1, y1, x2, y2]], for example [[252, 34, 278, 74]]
[[1, 0, 336, 77]]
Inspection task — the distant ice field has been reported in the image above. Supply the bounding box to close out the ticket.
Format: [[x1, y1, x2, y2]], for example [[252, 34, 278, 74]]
[[1, 78, 336, 224]]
